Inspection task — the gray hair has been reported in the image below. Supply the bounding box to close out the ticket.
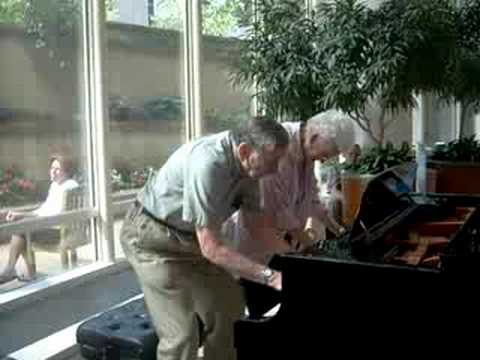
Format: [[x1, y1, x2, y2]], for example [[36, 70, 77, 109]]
[[231, 116, 290, 151], [305, 110, 355, 153]]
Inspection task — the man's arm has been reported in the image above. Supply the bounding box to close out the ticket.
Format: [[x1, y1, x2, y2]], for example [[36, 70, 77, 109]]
[[316, 211, 345, 237], [196, 225, 282, 291]]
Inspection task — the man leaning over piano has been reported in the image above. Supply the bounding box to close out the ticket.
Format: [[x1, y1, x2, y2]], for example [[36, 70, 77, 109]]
[[223, 109, 357, 266], [120, 117, 290, 360]]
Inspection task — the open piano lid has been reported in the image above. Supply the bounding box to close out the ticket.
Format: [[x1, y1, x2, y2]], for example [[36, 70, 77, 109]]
[[345, 163, 454, 263], [348, 165, 416, 244]]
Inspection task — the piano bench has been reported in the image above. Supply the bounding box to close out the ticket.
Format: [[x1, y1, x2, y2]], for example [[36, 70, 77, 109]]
[[76, 295, 204, 360]]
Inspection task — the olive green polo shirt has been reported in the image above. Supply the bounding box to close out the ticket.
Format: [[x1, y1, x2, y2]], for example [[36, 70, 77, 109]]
[[138, 131, 262, 242]]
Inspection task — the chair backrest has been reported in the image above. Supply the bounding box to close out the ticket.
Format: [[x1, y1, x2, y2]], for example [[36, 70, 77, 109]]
[[64, 186, 84, 211], [59, 187, 90, 250]]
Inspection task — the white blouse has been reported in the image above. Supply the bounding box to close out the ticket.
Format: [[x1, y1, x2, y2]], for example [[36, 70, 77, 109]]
[[33, 179, 79, 217]]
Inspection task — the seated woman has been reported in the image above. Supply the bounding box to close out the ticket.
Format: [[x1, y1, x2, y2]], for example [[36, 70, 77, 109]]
[[0, 152, 78, 283], [223, 109, 356, 264]]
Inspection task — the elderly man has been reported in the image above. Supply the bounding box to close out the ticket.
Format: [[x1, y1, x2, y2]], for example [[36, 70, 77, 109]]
[[223, 110, 356, 263], [120, 117, 289, 360]]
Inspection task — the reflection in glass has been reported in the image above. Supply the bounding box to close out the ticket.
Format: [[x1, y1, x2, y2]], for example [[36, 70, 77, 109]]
[[106, 0, 186, 258], [201, 0, 254, 133], [0, 0, 93, 289], [107, 0, 186, 192]]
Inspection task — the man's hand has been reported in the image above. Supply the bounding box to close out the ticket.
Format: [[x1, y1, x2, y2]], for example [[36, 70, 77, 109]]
[[285, 228, 316, 252], [197, 225, 282, 291]]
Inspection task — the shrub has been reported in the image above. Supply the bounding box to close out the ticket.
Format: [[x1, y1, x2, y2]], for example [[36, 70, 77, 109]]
[[110, 165, 156, 192], [0, 166, 44, 207], [342, 142, 414, 175], [430, 135, 480, 162]]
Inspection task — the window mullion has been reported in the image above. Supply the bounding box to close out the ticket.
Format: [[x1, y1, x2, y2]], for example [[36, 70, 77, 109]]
[[84, 0, 115, 262], [183, 0, 203, 140]]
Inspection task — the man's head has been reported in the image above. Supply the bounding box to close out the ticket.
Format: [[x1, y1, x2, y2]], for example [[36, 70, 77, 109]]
[[232, 117, 290, 178], [303, 110, 355, 162]]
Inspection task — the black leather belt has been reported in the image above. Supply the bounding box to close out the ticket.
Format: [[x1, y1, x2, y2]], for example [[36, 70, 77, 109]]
[[134, 200, 195, 237]]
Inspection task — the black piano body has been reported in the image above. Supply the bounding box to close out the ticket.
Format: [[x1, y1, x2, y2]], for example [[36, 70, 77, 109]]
[[235, 169, 480, 358]]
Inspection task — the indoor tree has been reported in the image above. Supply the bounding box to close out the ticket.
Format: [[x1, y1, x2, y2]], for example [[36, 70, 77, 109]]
[[440, 0, 480, 138], [232, 0, 461, 145], [316, 0, 457, 144], [231, 0, 328, 121]]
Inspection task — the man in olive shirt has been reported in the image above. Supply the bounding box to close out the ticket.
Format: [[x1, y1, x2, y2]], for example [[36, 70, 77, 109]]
[[120, 117, 289, 360]]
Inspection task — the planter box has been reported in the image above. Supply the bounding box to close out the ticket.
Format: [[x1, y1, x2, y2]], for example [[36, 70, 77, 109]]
[[340, 173, 374, 226], [427, 160, 480, 194]]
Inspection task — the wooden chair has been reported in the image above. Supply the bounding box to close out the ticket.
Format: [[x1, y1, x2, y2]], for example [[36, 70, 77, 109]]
[[26, 187, 90, 272]]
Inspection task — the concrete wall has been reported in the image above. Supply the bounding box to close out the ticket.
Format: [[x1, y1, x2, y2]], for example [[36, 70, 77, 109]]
[[0, 23, 249, 179]]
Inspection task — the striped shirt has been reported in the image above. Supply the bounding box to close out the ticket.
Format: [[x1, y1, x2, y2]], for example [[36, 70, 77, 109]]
[[222, 122, 327, 262]]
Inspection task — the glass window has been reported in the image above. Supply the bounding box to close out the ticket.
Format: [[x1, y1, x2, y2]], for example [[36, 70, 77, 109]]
[[105, 0, 186, 259], [0, 0, 94, 291], [201, 0, 254, 133]]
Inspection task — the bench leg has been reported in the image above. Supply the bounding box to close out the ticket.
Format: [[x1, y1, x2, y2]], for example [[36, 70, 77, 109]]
[[25, 234, 37, 276], [70, 249, 78, 268], [60, 250, 69, 269]]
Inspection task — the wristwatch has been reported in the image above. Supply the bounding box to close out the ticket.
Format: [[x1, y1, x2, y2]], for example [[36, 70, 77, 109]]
[[260, 267, 274, 285]]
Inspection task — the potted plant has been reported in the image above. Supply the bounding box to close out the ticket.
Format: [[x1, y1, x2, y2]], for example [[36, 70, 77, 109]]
[[427, 136, 480, 194], [425, 0, 480, 194]]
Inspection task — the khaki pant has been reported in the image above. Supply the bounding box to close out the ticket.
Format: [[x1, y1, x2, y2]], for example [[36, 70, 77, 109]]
[[120, 204, 244, 360]]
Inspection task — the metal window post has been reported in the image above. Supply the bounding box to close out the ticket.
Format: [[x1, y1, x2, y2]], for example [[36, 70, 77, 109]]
[[84, 0, 115, 262], [183, 0, 203, 140]]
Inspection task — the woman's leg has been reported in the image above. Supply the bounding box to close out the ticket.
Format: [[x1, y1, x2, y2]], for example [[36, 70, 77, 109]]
[[0, 234, 27, 282]]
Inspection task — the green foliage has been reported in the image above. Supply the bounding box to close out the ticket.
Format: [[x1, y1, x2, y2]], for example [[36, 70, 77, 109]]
[[110, 165, 156, 192], [0, 0, 26, 24], [343, 142, 414, 175], [430, 135, 480, 163], [317, 0, 457, 138], [24, 0, 80, 48], [232, 0, 480, 143], [204, 102, 250, 132], [375, 0, 456, 101], [143, 96, 184, 121], [108, 95, 148, 121], [150, 0, 250, 37], [234, 0, 458, 133], [440, 0, 480, 134], [457, 0, 480, 53], [232, 0, 326, 121], [105, 0, 118, 20], [149, 0, 182, 31], [317, 0, 376, 115], [108, 95, 187, 122], [202, 0, 249, 37]]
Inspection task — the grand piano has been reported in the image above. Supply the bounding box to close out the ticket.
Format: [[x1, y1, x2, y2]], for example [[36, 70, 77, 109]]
[[235, 168, 480, 358]]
